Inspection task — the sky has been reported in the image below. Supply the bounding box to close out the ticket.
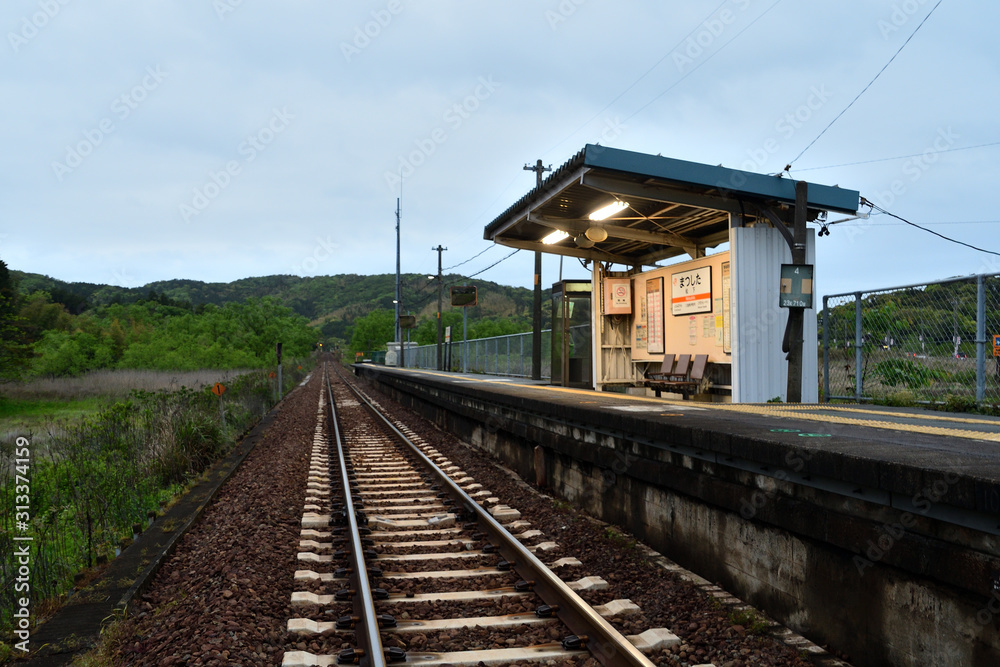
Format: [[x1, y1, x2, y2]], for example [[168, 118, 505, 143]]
[[1, 0, 997, 300]]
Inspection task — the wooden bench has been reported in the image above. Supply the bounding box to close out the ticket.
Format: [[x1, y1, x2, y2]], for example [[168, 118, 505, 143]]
[[646, 353, 709, 398]]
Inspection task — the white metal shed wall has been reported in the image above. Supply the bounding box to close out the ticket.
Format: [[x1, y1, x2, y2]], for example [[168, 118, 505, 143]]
[[730, 226, 817, 403]]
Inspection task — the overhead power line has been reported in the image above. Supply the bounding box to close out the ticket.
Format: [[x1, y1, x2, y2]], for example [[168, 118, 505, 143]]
[[788, 0, 944, 168], [793, 140, 1000, 172], [443, 245, 496, 271], [543, 0, 730, 157], [828, 219, 1000, 227], [862, 199, 1000, 257], [621, 0, 785, 128], [453, 249, 521, 283]]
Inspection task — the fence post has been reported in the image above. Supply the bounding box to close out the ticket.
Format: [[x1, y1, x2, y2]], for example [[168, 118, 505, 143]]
[[854, 293, 863, 401], [978, 274, 987, 403], [823, 295, 830, 403]]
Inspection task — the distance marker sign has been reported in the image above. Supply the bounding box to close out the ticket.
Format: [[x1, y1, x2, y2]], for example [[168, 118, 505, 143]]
[[779, 264, 814, 309], [211, 383, 226, 396]]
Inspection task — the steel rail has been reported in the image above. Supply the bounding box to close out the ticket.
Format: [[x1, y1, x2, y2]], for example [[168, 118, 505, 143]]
[[337, 367, 655, 667], [325, 363, 387, 667]]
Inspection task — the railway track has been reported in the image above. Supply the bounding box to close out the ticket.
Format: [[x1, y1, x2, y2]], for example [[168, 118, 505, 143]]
[[282, 364, 681, 666]]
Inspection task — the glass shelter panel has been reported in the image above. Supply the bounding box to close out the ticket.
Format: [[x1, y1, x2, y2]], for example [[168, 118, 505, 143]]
[[552, 280, 593, 388]]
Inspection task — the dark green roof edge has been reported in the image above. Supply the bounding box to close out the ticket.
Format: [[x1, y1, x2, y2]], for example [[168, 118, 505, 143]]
[[484, 144, 860, 239], [581, 144, 860, 214]]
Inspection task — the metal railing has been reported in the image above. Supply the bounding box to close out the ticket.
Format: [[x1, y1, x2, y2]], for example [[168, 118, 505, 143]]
[[822, 273, 996, 404], [403, 330, 552, 379]]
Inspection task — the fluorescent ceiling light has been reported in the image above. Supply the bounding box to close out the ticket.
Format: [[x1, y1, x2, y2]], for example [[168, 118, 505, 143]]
[[588, 200, 628, 221], [541, 230, 570, 244]]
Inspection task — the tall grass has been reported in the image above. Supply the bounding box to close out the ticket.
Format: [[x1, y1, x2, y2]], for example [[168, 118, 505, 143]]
[[2, 368, 258, 401], [0, 361, 313, 643]]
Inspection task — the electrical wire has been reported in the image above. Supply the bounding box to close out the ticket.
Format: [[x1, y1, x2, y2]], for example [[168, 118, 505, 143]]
[[795, 140, 1000, 172], [826, 219, 1000, 227], [621, 0, 785, 128], [443, 245, 496, 271], [862, 199, 1000, 256], [788, 0, 944, 167], [451, 249, 521, 283], [542, 0, 730, 157]]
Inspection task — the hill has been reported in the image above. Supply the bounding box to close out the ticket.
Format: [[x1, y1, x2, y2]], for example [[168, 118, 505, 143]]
[[11, 270, 552, 342]]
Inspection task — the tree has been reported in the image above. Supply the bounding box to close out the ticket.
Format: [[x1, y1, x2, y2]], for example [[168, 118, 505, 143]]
[[350, 309, 395, 353], [0, 260, 32, 380]]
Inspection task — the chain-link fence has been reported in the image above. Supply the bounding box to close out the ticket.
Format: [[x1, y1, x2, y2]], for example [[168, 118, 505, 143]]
[[822, 273, 997, 404], [403, 330, 552, 379]]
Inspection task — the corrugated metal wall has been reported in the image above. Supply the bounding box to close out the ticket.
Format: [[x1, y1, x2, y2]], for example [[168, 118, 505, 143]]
[[731, 226, 817, 403]]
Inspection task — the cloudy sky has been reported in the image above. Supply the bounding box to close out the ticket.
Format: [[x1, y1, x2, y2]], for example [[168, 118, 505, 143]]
[[1, 0, 996, 299]]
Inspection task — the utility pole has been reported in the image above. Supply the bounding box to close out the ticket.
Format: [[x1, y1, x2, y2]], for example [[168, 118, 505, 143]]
[[786, 180, 807, 403], [433, 245, 447, 370], [524, 159, 551, 380], [395, 197, 402, 368]]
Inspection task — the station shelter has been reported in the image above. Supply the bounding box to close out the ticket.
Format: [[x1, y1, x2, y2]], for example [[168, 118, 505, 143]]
[[484, 145, 860, 403]]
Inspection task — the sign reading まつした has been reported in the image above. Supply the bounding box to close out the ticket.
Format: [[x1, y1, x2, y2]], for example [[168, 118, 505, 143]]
[[671, 266, 712, 315]]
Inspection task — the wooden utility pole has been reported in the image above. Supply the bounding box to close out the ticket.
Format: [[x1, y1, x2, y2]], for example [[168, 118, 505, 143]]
[[433, 245, 447, 371], [786, 181, 808, 402], [524, 159, 551, 380]]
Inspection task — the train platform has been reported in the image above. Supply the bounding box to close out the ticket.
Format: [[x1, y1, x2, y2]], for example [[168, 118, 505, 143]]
[[360, 364, 1000, 486], [355, 362, 1000, 665]]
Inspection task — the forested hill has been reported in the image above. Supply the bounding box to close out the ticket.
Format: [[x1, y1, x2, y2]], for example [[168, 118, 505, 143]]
[[11, 271, 550, 340]]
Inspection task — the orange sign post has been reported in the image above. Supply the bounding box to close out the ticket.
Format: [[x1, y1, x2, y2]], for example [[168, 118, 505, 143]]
[[212, 383, 226, 425]]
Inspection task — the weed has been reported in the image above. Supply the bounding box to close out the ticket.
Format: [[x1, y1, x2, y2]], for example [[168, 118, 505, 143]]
[[71, 608, 130, 667], [942, 393, 978, 414], [729, 607, 770, 635], [159, 518, 180, 533], [603, 526, 637, 549], [882, 390, 917, 407]]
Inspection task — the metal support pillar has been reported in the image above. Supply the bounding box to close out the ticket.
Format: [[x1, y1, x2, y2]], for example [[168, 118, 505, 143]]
[[785, 180, 807, 403], [524, 159, 551, 381], [822, 295, 830, 402], [433, 245, 446, 371], [395, 198, 402, 367], [854, 293, 863, 400], [978, 274, 986, 402]]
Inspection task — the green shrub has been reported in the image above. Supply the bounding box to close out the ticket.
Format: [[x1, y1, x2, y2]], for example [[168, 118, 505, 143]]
[[872, 358, 931, 389]]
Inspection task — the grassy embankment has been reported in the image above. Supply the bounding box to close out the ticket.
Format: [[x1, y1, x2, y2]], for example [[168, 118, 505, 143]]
[[0, 364, 312, 660]]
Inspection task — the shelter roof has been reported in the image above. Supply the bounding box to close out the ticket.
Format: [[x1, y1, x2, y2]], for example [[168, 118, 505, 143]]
[[484, 144, 860, 266]]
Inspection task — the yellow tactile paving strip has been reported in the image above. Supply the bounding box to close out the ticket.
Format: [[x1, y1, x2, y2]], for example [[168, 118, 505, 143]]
[[378, 367, 1000, 443], [710, 404, 1000, 443]]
